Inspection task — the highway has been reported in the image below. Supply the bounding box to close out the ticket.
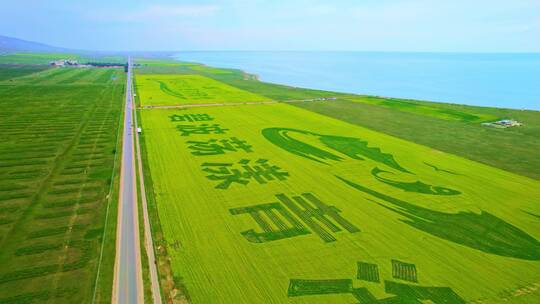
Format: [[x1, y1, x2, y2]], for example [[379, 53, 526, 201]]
[[113, 58, 145, 304]]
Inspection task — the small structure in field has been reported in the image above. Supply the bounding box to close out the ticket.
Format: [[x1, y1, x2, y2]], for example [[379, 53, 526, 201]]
[[481, 119, 522, 128]]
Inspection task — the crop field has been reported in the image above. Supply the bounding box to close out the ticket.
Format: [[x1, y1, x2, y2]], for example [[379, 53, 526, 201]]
[[0, 53, 81, 65], [134, 74, 271, 106], [0, 67, 124, 303], [342, 95, 498, 122], [0, 53, 126, 65], [1, 67, 124, 85], [135, 58, 200, 67], [0, 65, 50, 81], [138, 102, 540, 303]]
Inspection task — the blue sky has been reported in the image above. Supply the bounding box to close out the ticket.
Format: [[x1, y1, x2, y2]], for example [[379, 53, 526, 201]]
[[1, 0, 539, 52]]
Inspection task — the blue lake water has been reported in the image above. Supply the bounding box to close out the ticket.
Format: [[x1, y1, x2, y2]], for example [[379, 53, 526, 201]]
[[174, 51, 540, 110]]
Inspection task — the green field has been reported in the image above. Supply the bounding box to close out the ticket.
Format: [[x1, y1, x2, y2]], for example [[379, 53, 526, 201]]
[[0, 53, 126, 65], [0, 53, 81, 65], [1, 67, 124, 86], [135, 74, 271, 106], [0, 66, 124, 303], [0, 65, 51, 81], [2, 54, 537, 304], [343, 95, 498, 122], [138, 97, 540, 303], [135, 58, 199, 67]]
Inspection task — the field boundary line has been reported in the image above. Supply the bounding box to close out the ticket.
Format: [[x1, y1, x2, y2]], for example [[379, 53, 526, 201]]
[[138, 97, 336, 110]]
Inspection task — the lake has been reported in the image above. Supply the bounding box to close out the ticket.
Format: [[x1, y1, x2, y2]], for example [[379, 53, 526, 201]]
[[174, 51, 540, 110]]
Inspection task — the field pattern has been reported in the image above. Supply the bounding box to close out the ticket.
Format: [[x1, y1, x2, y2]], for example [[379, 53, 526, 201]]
[[0, 65, 50, 81], [135, 74, 271, 106], [0, 53, 81, 65], [0, 53, 126, 65], [138, 100, 540, 303], [1, 67, 123, 86], [0, 68, 124, 303], [345, 96, 498, 122]]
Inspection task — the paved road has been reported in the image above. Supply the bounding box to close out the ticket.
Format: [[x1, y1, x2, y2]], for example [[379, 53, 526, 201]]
[[113, 58, 145, 304]]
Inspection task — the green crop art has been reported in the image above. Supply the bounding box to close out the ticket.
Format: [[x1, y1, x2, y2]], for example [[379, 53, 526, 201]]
[[229, 202, 311, 243], [337, 176, 540, 260], [229, 193, 360, 243], [357, 262, 380, 283], [371, 167, 461, 195], [187, 137, 253, 156], [169, 113, 214, 122], [149, 78, 186, 99], [262, 127, 410, 173], [423, 162, 462, 175], [288, 259, 465, 304], [262, 127, 462, 195], [202, 159, 289, 189], [391, 259, 418, 282], [176, 124, 229, 136]]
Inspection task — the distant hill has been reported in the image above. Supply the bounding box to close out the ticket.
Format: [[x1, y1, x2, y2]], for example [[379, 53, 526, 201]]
[[0, 35, 68, 53]]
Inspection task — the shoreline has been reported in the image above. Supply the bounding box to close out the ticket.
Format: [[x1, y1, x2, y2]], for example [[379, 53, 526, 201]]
[[170, 51, 540, 111]]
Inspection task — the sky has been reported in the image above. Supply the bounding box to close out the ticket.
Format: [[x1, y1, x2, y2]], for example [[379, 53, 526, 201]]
[[1, 0, 539, 52]]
